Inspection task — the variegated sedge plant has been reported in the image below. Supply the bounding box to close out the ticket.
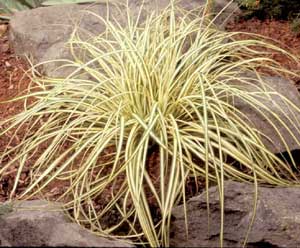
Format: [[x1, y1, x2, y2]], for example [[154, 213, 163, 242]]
[[1, 1, 300, 247]]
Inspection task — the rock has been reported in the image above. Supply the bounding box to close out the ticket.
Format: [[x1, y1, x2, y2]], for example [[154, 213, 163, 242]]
[[0, 200, 133, 247], [232, 75, 300, 154], [171, 180, 300, 247], [9, 0, 240, 77]]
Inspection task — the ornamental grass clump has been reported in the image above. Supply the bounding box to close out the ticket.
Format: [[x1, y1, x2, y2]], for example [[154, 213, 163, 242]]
[[1, 2, 300, 247]]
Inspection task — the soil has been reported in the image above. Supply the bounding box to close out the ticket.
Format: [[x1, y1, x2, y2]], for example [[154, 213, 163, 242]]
[[0, 26, 33, 202], [226, 18, 300, 83], [1, 17, 300, 236]]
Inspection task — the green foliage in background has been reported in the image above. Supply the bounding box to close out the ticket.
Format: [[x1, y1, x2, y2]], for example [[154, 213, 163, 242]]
[[236, 0, 300, 20], [0, 0, 99, 19], [42, 0, 104, 5], [0, 0, 43, 19]]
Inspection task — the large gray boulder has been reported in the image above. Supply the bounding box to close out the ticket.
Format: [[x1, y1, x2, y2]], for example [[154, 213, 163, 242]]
[[9, 0, 239, 77], [0, 200, 133, 247], [170, 180, 300, 247], [233, 75, 300, 154]]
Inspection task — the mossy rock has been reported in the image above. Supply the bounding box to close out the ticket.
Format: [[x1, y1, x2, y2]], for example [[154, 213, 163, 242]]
[[0, 202, 13, 217], [291, 18, 300, 36]]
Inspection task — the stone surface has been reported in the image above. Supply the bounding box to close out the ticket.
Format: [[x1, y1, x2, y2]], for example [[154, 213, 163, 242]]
[[0, 200, 133, 247], [9, 0, 240, 77], [232, 75, 300, 154], [171, 180, 300, 247]]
